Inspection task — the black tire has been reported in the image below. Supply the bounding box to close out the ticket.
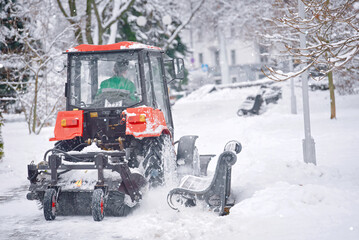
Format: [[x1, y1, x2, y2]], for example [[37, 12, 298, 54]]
[[142, 135, 174, 187], [43, 189, 57, 221], [92, 189, 105, 221]]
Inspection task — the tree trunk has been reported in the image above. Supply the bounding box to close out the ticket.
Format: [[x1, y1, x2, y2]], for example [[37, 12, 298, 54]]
[[85, 0, 94, 44], [56, 0, 83, 44], [328, 71, 336, 119], [0, 111, 4, 160], [32, 73, 39, 133]]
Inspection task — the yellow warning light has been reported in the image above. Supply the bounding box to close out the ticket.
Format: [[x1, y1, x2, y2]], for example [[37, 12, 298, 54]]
[[61, 118, 79, 127], [90, 112, 98, 118], [61, 119, 67, 127], [75, 179, 82, 187], [139, 114, 146, 122]]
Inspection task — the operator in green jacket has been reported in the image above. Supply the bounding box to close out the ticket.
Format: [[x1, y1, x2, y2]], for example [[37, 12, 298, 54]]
[[97, 60, 137, 102]]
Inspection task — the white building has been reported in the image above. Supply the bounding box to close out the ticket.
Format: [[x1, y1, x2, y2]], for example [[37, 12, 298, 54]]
[[182, 25, 269, 89]]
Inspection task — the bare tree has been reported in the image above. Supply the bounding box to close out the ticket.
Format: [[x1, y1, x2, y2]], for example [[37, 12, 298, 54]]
[[263, 0, 359, 119], [56, 0, 137, 45], [1, 0, 72, 134], [161, 0, 205, 50], [56, 0, 205, 49]]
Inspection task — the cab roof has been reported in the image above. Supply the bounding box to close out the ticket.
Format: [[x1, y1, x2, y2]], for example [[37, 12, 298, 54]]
[[66, 41, 162, 53]]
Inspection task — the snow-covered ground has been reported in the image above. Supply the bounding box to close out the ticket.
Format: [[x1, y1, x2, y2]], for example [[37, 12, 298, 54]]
[[1, 81, 359, 240]]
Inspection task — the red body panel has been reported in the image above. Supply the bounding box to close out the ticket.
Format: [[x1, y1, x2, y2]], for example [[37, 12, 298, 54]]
[[125, 107, 169, 138], [66, 41, 161, 52], [50, 111, 84, 141]]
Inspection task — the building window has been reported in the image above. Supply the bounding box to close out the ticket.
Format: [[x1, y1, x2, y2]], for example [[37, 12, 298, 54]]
[[231, 50, 236, 65], [215, 50, 220, 66], [199, 53, 203, 65], [259, 45, 268, 63]]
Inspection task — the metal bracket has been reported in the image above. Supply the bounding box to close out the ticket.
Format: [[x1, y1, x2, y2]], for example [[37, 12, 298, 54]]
[[49, 154, 62, 185], [112, 164, 142, 202], [94, 154, 107, 185]]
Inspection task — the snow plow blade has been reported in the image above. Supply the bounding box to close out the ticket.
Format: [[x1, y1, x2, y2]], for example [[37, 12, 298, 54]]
[[27, 151, 146, 220], [29, 190, 132, 216], [167, 141, 242, 215]]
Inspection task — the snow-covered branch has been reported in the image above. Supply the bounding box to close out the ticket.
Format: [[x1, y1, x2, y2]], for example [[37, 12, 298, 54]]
[[264, 0, 358, 87], [163, 0, 205, 50], [103, 0, 135, 31]]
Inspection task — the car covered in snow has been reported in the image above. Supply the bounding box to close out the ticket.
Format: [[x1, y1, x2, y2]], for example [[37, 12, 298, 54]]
[[308, 79, 329, 91], [260, 85, 282, 104]]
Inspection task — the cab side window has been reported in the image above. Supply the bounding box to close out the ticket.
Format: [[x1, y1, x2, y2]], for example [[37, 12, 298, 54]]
[[143, 53, 172, 128]]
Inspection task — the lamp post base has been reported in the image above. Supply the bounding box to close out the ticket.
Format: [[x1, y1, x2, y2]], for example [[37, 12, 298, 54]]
[[303, 137, 316, 165]]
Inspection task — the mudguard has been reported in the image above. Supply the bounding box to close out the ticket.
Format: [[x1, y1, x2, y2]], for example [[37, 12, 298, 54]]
[[176, 135, 199, 176], [125, 107, 170, 138]]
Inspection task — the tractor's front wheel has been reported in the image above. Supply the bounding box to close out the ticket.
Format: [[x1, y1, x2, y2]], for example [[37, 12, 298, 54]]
[[43, 188, 57, 221], [92, 189, 105, 221]]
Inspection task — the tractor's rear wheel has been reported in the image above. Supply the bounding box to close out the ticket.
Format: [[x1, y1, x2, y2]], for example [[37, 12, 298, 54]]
[[43, 188, 57, 221], [92, 189, 105, 221], [142, 134, 175, 187]]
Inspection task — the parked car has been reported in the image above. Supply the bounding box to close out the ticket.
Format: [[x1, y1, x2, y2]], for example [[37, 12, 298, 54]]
[[308, 79, 329, 91], [260, 85, 282, 104]]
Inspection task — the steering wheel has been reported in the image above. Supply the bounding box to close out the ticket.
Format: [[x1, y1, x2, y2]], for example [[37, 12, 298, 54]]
[[92, 89, 136, 107], [80, 101, 87, 108]]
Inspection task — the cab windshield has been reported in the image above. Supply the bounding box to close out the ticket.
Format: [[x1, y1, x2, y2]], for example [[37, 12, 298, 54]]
[[68, 51, 142, 109]]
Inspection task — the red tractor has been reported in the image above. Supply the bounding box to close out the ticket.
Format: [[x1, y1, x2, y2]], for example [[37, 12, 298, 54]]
[[27, 42, 241, 221]]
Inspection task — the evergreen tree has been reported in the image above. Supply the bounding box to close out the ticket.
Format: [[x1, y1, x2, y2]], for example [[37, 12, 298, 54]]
[[0, 0, 27, 112]]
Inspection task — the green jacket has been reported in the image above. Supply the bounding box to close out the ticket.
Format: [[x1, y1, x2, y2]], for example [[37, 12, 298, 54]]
[[98, 76, 137, 101]]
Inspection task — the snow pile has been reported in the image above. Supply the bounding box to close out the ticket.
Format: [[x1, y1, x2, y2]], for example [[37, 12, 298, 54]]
[[179, 84, 217, 102], [217, 78, 274, 89], [180, 80, 281, 104]]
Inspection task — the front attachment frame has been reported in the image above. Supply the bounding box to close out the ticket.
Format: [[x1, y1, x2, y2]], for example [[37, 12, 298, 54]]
[[27, 150, 145, 219]]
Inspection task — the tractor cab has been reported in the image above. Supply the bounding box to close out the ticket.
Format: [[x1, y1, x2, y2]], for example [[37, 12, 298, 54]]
[[64, 42, 184, 139], [48, 42, 185, 151]]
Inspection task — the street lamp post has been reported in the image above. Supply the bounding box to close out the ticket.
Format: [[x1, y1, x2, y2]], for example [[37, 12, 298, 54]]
[[298, 0, 316, 165], [289, 57, 297, 115]]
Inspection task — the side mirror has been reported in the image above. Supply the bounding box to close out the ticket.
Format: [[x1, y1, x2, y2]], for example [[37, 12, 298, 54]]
[[224, 140, 242, 154], [64, 83, 68, 97], [165, 58, 185, 83], [173, 58, 184, 79]]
